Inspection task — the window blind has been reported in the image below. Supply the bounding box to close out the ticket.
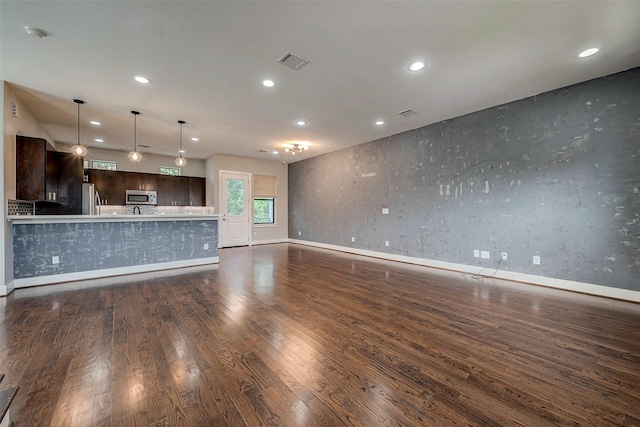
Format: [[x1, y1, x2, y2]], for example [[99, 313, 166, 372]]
[[254, 175, 276, 198]]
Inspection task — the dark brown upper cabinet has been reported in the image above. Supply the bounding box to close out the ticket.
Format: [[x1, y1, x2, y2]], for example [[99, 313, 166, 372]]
[[16, 136, 83, 213]]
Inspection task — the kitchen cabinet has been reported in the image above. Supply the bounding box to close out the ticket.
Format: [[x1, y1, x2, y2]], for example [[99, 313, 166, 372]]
[[16, 136, 55, 201], [125, 172, 157, 191], [87, 169, 125, 205], [85, 169, 205, 207], [16, 136, 83, 214], [157, 175, 190, 206], [189, 177, 206, 206]]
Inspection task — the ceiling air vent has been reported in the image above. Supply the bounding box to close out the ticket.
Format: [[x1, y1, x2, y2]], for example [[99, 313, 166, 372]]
[[258, 149, 270, 153], [138, 144, 150, 148], [278, 51, 310, 70], [399, 109, 418, 118]]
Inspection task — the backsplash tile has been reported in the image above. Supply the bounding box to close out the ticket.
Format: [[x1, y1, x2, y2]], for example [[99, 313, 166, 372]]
[[7, 200, 35, 216]]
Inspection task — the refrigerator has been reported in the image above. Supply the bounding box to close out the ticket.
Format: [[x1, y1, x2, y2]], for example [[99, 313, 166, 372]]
[[82, 183, 101, 215]]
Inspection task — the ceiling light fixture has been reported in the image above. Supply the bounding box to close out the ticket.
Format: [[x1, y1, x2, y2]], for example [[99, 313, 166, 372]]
[[128, 111, 142, 162], [578, 48, 599, 58], [408, 61, 426, 71], [175, 120, 187, 167], [24, 26, 47, 38], [263, 79, 275, 87], [284, 143, 308, 155], [375, 120, 384, 126], [296, 120, 307, 126], [90, 120, 101, 126], [70, 99, 88, 157], [134, 76, 150, 84], [272, 151, 279, 155]]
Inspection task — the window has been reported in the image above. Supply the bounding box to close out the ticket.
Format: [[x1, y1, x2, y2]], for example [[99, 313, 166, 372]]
[[254, 175, 276, 224], [227, 178, 245, 216], [160, 166, 181, 176], [91, 160, 117, 170], [254, 198, 275, 224]]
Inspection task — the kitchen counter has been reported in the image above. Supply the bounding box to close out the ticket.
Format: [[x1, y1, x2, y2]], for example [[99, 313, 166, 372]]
[[6, 214, 220, 294], [8, 213, 221, 224]]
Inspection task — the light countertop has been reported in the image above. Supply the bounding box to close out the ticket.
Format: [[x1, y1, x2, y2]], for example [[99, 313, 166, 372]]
[[8, 214, 221, 224]]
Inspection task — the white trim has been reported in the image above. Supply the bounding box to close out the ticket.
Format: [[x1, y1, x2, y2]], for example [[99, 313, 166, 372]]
[[12, 257, 219, 289], [250, 238, 289, 246], [289, 239, 640, 303]]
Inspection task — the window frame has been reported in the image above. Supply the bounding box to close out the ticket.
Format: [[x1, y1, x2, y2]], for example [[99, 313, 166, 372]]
[[253, 197, 276, 225]]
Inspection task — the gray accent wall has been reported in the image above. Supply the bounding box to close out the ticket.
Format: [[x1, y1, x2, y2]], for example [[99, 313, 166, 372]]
[[289, 68, 640, 291], [13, 219, 218, 279]]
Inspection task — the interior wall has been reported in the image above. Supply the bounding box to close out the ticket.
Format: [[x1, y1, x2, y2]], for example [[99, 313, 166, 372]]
[[208, 154, 288, 243], [288, 67, 640, 292], [57, 143, 205, 177], [4, 82, 57, 200]]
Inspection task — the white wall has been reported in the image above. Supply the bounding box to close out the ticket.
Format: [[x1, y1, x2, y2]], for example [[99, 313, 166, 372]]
[[57, 143, 205, 177], [206, 154, 288, 244]]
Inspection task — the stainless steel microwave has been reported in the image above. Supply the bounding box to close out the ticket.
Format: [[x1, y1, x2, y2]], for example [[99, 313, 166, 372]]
[[125, 190, 157, 205]]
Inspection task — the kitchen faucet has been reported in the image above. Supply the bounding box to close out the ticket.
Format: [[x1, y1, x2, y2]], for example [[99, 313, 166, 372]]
[[133, 205, 141, 215]]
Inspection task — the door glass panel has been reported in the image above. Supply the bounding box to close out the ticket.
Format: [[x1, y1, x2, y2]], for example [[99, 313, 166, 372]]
[[227, 178, 244, 216]]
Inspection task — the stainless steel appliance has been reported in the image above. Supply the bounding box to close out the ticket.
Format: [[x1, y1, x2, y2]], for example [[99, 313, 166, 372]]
[[126, 189, 157, 205], [82, 183, 102, 215]]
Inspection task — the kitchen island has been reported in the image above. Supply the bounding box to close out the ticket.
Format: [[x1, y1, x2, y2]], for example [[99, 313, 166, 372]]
[[6, 214, 220, 293]]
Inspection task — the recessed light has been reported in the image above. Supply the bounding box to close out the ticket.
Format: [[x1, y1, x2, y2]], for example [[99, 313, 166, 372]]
[[134, 75, 150, 84], [296, 120, 307, 126], [191, 137, 199, 142], [95, 138, 104, 142], [578, 48, 599, 58], [408, 61, 425, 71], [263, 79, 275, 87], [273, 151, 279, 155], [375, 120, 384, 126], [90, 120, 101, 126], [179, 149, 185, 154]]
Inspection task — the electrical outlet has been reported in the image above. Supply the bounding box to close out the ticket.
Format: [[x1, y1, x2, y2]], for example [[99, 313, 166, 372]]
[[474, 249, 480, 258], [481, 251, 490, 259], [298, 231, 301, 236], [501, 252, 508, 260], [385, 240, 389, 247], [352, 237, 355, 243], [204, 243, 209, 250], [382, 208, 389, 214], [52, 256, 60, 265], [533, 255, 541, 265]]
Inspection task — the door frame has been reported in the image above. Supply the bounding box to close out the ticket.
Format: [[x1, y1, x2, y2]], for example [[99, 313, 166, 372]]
[[219, 169, 252, 248]]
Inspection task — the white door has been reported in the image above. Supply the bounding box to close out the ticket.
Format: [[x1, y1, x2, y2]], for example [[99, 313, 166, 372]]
[[220, 171, 250, 247]]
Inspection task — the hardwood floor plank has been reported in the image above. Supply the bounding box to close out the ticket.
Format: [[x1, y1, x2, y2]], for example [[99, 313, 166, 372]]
[[2, 243, 640, 426]]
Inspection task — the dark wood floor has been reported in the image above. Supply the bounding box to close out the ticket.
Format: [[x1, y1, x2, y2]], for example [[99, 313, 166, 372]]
[[1, 243, 639, 426]]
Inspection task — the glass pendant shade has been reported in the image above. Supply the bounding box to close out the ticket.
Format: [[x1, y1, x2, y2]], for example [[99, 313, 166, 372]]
[[71, 99, 88, 157], [70, 143, 88, 157], [129, 110, 142, 162], [175, 120, 187, 166]]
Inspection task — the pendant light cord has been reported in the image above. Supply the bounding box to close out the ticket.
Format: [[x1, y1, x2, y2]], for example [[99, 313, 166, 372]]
[[77, 101, 81, 144], [134, 113, 137, 151], [179, 122, 183, 153]]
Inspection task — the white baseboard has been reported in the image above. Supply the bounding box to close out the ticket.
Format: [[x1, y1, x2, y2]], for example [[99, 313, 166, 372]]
[[11, 257, 219, 290], [250, 238, 289, 246], [289, 239, 640, 303]]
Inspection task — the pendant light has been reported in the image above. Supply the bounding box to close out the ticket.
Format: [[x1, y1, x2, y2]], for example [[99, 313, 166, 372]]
[[70, 99, 88, 156], [128, 110, 142, 162], [175, 120, 187, 167]]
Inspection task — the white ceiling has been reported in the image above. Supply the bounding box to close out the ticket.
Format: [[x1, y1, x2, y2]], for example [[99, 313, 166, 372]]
[[2, 1, 640, 163]]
